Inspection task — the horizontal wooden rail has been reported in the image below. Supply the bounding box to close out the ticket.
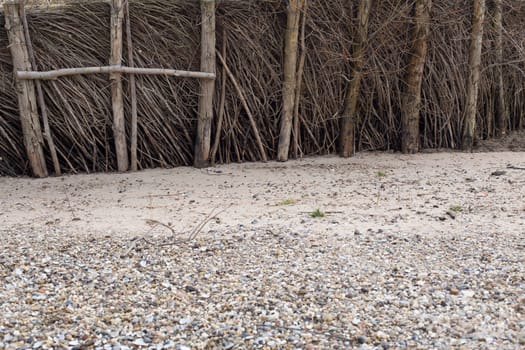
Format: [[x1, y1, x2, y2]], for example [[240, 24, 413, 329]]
[[16, 65, 216, 80]]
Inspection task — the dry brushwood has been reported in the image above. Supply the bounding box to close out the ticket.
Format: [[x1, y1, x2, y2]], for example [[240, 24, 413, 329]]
[[1, 0, 524, 176]]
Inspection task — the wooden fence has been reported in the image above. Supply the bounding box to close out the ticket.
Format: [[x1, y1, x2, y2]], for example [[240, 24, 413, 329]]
[[1, 0, 524, 177]]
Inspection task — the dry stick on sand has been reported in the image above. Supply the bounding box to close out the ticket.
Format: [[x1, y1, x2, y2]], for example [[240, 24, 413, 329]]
[[122, 206, 231, 256], [216, 50, 268, 162]]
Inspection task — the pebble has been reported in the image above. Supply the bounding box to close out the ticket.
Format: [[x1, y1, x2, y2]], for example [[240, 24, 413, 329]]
[[375, 331, 389, 340], [0, 208, 522, 350]]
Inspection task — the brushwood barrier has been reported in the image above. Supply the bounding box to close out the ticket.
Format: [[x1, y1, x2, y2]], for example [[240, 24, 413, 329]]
[[0, 0, 524, 176]]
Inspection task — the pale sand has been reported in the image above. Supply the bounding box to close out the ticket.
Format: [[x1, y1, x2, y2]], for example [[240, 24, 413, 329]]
[[1, 151, 524, 239]]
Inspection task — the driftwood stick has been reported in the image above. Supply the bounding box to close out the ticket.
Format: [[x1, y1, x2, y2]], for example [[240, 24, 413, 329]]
[[210, 25, 227, 166], [17, 66, 216, 80], [216, 51, 268, 162], [124, 1, 139, 172], [20, 2, 61, 176]]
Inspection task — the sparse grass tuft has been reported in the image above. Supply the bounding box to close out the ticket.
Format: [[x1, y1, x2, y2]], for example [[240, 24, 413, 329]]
[[377, 170, 386, 177], [278, 198, 298, 206], [309, 209, 326, 218], [449, 205, 463, 212]]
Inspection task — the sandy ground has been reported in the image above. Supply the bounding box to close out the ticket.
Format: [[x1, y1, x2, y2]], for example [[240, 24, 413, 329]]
[[1, 151, 525, 349], [1, 151, 524, 238]]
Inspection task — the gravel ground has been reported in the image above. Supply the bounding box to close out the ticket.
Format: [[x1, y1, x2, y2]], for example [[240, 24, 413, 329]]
[[1, 152, 524, 349], [1, 226, 524, 350]]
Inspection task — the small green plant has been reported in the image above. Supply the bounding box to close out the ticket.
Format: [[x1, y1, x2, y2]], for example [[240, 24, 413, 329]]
[[377, 170, 387, 177], [310, 209, 326, 218], [278, 198, 297, 206], [449, 205, 463, 212]]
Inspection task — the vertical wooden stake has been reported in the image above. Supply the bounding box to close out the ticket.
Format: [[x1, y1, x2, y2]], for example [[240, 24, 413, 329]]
[[463, 0, 486, 150], [124, 1, 138, 171], [340, 0, 372, 158], [278, 0, 303, 162], [194, 0, 216, 168], [19, 2, 61, 175], [493, 0, 507, 137], [110, 0, 129, 171], [401, 0, 431, 154], [4, 2, 48, 177], [292, 0, 307, 159]]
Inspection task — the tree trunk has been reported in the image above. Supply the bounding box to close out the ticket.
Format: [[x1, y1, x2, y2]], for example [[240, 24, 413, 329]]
[[493, 0, 507, 137], [4, 2, 48, 177], [194, 0, 216, 168], [340, 0, 372, 158], [401, 0, 431, 154], [277, 0, 303, 162], [110, 0, 128, 171], [463, 0, 486, 150]]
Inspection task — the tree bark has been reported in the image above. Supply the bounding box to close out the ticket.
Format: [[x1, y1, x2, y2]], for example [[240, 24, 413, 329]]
[[4, 2, 48, 177], [110, 0, 128, 171], [401, 0, 431, 154], [463, 0, 486, 151], [277, 0, 303, 161], [493, 0, 507, 137], [340, 0, 372, 158], [194, 0, 216, 168]]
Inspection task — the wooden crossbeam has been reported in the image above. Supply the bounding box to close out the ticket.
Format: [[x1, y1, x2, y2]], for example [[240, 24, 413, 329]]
[[16, 66, 216, 80]]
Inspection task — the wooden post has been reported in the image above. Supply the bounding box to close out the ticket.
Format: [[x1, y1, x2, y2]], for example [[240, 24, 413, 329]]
[[4, 2, 48, 178], [463, 0, 486, 150], [493, 0, 507, 137], [20, 2, 61, 176], [124, 1, 138, 171], [293, 0, 308, 158], [194, 0, 216, 168], [340, 0, 372, 158], [110, 0, 128, 171], [277, 0, 303, 162], [401, 0, 431, 154]]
